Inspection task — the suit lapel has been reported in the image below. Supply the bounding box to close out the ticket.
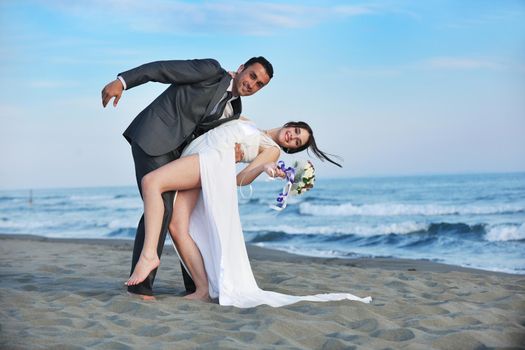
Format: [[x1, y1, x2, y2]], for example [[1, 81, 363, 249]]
[[197, 74, 242, 133], [203, 74, 232, 117]]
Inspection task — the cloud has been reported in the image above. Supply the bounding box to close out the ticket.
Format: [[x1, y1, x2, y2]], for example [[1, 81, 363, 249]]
[[36, 0, 378, 35]]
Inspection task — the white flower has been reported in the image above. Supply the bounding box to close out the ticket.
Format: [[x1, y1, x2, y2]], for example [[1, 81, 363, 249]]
[[305, 168, 314, 178], [289, 160, 315, 196]]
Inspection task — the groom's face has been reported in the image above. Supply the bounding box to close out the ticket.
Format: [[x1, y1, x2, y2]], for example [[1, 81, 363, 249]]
[[232, 63, 271, 97]]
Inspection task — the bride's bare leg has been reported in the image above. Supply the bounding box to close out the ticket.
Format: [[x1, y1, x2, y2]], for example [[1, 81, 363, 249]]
[[169, 189, 210, 302], [126, 154, 201, 286]]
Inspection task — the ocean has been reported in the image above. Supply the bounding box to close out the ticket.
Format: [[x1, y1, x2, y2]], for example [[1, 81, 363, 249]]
[[1, 173, 524, 274]]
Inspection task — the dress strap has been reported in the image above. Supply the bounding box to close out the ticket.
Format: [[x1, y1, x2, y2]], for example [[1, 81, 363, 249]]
[[259, 131, 280, 150]]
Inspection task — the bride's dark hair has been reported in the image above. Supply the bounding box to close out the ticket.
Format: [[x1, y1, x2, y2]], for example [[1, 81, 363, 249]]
[[281, 121, 342, 168]]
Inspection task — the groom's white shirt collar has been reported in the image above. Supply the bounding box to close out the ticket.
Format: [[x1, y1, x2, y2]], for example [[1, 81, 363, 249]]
[[219, 80, 237, 119], [226, 79, 238, 100]]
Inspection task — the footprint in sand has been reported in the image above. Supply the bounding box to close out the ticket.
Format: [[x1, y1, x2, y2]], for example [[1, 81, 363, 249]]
[[106, 300, 143, 313], [326, 332, 359, 342], [15, 275, 33, 283], [136, 325, 171, 337], [37, 265, 74, 274], [424, 280, 438, 288], [371, 328, 415, 341], [348, 318, 378, 332], [91, 341, 133, 350], [321, 338, 355, 349], [66, 263, 86, 269], [385, 280, 409, 289], [21, 285, 38, 291], [396, 273, 415, 281], [107, 315, 131, 328]]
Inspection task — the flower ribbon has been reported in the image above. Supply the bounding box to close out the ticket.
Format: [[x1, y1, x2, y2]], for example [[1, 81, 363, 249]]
[[270, 161, 295, 211]]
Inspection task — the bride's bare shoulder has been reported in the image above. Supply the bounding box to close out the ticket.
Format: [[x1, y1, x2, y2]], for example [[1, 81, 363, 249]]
[[239, 116, 252, 122]]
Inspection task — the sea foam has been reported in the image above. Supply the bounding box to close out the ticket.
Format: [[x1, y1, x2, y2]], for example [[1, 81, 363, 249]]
[[299, 202, 524, 217], [245, 221, 427, 237], [485, 223, 525, 242]]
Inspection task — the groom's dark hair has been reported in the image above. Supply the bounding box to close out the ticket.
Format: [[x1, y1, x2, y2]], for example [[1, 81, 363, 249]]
[[244, 56, 274, 79]]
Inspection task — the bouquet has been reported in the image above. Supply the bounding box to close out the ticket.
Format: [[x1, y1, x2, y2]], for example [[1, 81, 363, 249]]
[[289, 159, 315, 195], [271, 160, 315, 211]]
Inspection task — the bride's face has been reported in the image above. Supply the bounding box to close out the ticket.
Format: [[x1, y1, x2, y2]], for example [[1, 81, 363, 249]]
[[278, 126, 310, 150]]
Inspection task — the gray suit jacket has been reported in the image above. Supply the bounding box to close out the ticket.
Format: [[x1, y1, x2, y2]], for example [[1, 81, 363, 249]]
[[121, 59, 241, 156]]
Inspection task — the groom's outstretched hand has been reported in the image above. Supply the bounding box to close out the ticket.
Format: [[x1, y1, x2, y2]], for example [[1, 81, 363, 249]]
[[101, 79, 124, 108]]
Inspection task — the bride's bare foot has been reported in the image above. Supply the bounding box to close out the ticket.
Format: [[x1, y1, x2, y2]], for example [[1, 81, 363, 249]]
[[184, 290, 211, 302], [125, 254, 160, 286]]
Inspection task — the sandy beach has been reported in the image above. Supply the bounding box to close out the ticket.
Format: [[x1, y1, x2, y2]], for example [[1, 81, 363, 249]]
[[0, 234, 524, 349]]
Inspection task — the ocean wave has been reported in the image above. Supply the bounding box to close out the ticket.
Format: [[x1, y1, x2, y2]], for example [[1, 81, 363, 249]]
[[299, 202, 524, 217], [485, 223, 525, 242], [238, 197, 261, 205], [246, 222, 490, 247], [67, 194, 141, 210], [252, 243, 364, 259], [0, 216, 111, 232], [0, 219, 59, 230], [303, 195, 338, 203], [107, 219, 135, 229], [245, 221, 428, 237], [107, 228, 136, 237], [69, 194, 116, 201], [114, 194, 136, 199]]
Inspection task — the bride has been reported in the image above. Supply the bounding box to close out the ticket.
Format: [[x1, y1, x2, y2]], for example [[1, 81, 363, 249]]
[[125, 118, 371, 307]]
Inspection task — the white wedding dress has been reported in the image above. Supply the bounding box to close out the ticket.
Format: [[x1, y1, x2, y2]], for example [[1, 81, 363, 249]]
[[171, 119, 372, 308]]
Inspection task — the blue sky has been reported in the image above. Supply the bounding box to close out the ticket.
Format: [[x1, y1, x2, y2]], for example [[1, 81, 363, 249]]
[[1, 0, 524, 189]]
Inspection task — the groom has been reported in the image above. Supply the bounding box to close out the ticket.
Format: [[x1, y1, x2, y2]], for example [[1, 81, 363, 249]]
[[101, 57, 273, 298]]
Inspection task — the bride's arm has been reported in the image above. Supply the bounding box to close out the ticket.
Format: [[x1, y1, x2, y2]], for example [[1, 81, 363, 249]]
[[236, 146, 280, 186]]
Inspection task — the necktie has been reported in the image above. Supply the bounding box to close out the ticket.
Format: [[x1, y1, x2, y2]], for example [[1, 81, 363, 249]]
[[209, 91, 232, 118], [196, 92, 238, 136]]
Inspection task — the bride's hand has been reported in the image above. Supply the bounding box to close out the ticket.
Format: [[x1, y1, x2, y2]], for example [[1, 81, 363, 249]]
[[263, 163, 286, 178], [234, 143, 244, 163]]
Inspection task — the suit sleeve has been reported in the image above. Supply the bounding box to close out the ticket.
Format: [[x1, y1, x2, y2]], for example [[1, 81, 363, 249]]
[[118, 59, 223, 90]]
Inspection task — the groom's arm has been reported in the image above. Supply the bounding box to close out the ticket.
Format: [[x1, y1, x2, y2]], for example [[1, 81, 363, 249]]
[[101, 58, 223, 108], [118, 59, 223, 90]]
